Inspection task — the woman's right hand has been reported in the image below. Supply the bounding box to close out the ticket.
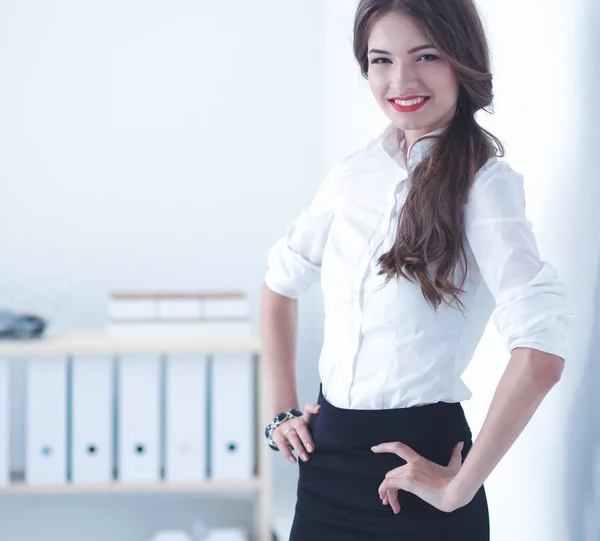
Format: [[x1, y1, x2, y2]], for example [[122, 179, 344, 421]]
[[270, 402, 321, 464]]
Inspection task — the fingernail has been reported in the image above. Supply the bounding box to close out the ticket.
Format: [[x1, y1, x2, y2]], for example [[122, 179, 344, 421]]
[[289, 456, 296, 464], [301, 453, 308, 461], [306, 443, 314, 452]]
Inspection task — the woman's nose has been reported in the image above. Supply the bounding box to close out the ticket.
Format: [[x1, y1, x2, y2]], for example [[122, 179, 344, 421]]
[[392, 61, 417, 88]]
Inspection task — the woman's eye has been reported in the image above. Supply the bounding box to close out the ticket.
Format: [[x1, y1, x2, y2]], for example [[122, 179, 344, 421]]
[[370, 54, 439, 65], [370, 57, 391, 64]]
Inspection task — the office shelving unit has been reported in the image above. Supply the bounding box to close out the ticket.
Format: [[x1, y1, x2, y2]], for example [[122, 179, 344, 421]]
[[0, 330, 272, 541]]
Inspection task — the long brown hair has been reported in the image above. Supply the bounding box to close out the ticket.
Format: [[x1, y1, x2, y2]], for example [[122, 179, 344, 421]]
[[353, 0, 504, 311]]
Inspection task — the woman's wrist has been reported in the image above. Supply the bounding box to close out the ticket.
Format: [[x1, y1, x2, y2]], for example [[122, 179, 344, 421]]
[[269, 401, 300, 419], [265, 408, 304, 450], [445, 476, 478, 511]]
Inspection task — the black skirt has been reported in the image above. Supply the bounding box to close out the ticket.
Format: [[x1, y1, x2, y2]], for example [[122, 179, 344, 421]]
[[288, 384, 489, 541]]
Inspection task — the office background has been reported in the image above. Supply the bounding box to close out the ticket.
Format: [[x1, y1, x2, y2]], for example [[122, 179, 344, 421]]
[[0, 0, 598, 539]]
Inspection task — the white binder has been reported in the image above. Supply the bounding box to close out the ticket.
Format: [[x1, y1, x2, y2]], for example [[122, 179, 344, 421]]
[[71, 355, 113, 484], [118, 355, 160, 482], [165, 354, 208, 482], [25, 356, 67, 485], [0, 358, 9, 487], [210, 354, 254, 479]]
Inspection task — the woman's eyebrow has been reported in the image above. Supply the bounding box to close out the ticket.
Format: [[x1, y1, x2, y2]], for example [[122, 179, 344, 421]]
[[367, 44, 436, 55]]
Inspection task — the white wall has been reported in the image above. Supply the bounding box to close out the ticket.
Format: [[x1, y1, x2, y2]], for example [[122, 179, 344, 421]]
[[0, 1, 323, 539], [462, 1, 598, 540], [0, 0, 320, 327]]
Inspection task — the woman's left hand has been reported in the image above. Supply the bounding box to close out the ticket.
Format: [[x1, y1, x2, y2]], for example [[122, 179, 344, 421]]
[[370, 440, 468, 514]]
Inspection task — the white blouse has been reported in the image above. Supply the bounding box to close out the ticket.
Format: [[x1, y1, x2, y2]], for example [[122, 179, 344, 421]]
[[264, 122, 575, 410]]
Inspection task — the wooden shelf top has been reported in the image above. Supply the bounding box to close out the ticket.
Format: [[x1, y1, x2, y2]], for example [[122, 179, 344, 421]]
[[0, 477, 264, 495], [0, 329, 262, 356]]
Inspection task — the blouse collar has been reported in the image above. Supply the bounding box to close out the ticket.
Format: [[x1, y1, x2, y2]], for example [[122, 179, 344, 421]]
[[375, 122, 448, 172]]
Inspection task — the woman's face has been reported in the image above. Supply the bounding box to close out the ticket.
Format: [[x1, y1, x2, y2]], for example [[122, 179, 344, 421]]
[[367, 11, 459, 145]]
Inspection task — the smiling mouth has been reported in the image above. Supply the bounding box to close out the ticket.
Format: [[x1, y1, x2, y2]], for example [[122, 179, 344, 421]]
[[389, 96, 430, 112], [389, 96, 429, 106]]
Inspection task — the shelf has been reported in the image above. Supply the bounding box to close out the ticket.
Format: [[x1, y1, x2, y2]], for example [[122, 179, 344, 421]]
[[0, 476, 264, 495], [0, 329, 262, 356]]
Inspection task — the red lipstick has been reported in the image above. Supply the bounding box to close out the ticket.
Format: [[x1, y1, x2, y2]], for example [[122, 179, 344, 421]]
[[389, 95, 430, 113]]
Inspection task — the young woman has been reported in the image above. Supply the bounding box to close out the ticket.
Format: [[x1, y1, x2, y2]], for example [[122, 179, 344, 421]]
[[260, 0, 574, 539]]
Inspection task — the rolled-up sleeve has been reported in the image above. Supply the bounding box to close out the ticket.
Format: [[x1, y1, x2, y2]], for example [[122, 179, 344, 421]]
[[264, 158, 348, 299], [464, 159, 576, 360]]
